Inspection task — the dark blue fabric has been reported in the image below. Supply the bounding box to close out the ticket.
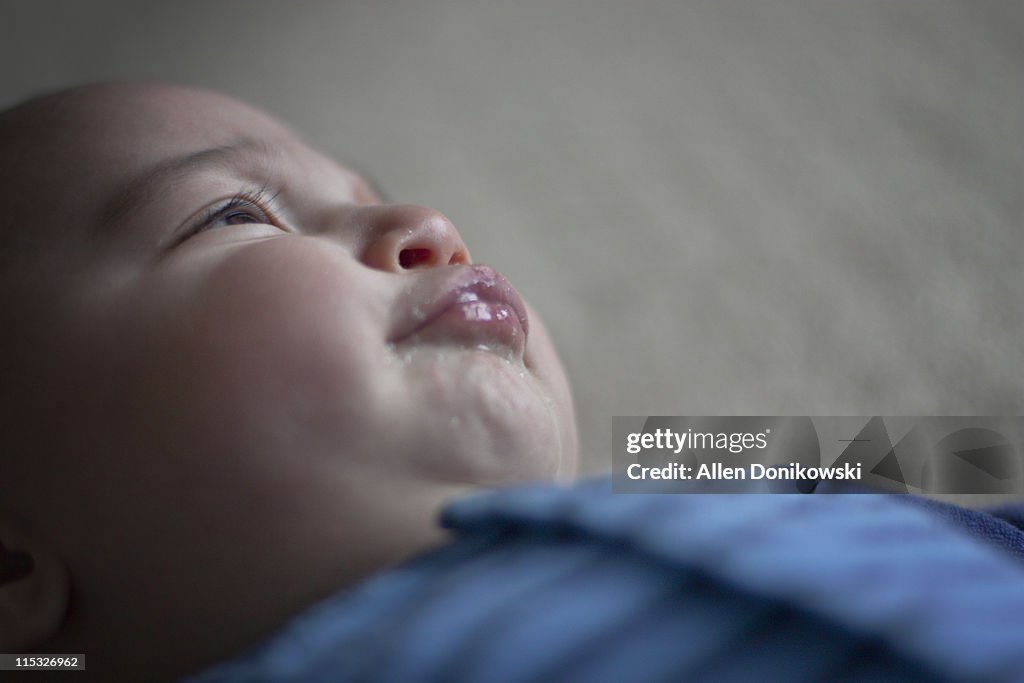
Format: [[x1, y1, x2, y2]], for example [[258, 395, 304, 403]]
[[185, 480, 1024, 683], [897, 495, 1024, 562]]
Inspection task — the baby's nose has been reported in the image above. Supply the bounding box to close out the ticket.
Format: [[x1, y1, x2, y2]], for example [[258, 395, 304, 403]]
[[356, 204, 471, 272]]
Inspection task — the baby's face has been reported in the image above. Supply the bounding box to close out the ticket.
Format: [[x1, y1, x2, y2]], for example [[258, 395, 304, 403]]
[[1, 83, 575, 675]]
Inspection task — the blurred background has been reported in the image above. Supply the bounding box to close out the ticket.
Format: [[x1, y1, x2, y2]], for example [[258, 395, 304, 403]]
[[2, 1, 1020, 473]]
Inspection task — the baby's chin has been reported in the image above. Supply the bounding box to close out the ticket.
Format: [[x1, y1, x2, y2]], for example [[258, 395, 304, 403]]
[[388, 343, 572, 484]]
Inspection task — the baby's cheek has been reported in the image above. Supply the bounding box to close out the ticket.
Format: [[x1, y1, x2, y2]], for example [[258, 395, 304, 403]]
[[183, 237, 380, 401], [72, 242, 396, 563]]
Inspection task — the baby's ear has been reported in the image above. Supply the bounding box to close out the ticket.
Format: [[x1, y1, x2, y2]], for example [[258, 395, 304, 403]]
[[0, 517, 70, 651]]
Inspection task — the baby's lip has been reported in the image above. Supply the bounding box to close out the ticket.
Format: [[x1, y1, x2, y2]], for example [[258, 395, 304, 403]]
[[391, 265, 530, 353]]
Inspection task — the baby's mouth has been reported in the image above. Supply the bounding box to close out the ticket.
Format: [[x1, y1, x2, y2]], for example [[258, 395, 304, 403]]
[[390, 265, 529, 356]]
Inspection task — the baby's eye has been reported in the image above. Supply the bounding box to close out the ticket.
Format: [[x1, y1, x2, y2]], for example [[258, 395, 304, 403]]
[[187, 188, 279, 237], [215, 203, 268, 227]]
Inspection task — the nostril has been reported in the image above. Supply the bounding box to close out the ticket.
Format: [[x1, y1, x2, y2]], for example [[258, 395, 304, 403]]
[[399, 248, 432, 269]]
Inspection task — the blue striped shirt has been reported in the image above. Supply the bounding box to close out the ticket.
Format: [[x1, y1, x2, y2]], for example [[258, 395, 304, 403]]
[[187, 480, 1024, 682]]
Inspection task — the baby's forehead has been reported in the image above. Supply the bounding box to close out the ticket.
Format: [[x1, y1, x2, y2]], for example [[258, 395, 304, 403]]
[[0, 84, 275, 195], [15, 83, 309, 181], [0, 83, 377, 243]]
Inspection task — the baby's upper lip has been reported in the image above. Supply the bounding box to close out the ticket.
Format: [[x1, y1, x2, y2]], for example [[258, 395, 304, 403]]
[[391, 264, 530, 344]]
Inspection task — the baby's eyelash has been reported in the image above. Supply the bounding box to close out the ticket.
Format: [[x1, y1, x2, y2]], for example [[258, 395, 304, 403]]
[[189, 185, 281, 236]]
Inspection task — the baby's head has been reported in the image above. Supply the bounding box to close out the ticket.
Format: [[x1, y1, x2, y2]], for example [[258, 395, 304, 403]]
[[0, 82, 577, 679]]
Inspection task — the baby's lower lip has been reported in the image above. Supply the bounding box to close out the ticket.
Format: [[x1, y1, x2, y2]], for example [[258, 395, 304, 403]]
[[405, 295, 527, 355]]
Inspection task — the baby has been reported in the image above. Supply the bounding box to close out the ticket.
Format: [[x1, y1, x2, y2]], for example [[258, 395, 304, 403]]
[[0, 82, 578, 681], [6, 82, 1024, 683]]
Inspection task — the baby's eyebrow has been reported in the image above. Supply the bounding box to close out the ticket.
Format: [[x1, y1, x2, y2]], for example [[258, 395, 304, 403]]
[[94, 137, 278, 237]]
